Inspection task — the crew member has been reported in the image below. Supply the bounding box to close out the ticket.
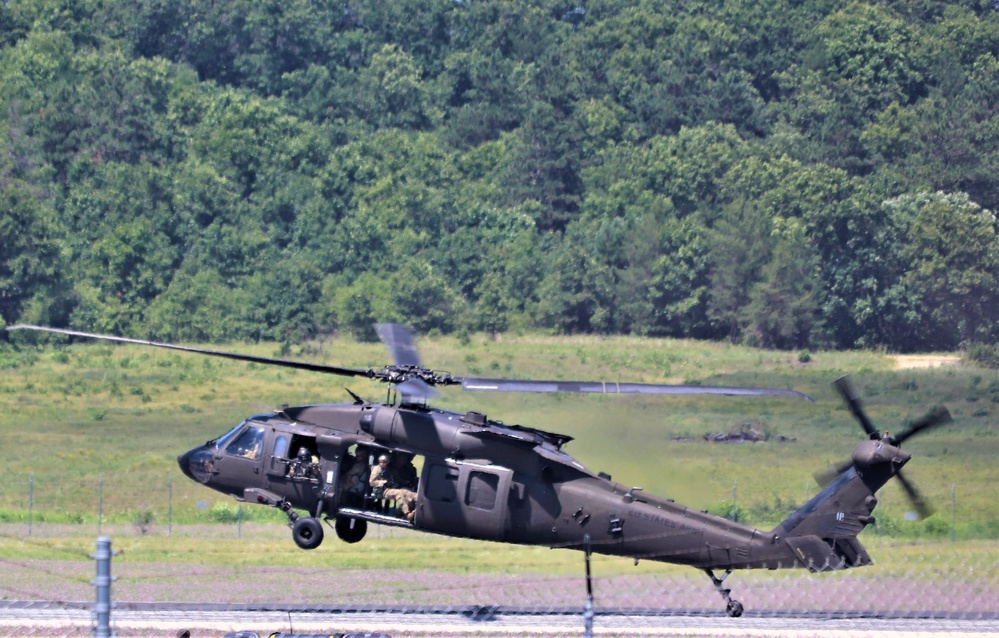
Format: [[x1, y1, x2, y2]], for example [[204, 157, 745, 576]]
[[369, 453, 418, 522]]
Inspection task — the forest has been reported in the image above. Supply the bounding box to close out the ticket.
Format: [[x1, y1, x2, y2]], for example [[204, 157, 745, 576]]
[[1, 0, 997, 353]]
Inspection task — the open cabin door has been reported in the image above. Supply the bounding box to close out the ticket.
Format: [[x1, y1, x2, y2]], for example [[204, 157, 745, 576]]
[[418, 459, 512, 541], [264, 429, 346, 511]]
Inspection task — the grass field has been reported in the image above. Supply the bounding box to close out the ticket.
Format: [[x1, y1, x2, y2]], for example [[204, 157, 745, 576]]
[[1, 331, 996, 542], [1, 523, 996, 615]]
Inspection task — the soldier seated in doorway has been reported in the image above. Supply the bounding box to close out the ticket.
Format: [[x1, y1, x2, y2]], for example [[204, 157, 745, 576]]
[[369, 453, 418, 521]]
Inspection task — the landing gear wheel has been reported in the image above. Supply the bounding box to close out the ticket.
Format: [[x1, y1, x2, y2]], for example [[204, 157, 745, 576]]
[[705, 568, 746, 617], [292, 517, 324, 550], [335, 516, 368, 544]]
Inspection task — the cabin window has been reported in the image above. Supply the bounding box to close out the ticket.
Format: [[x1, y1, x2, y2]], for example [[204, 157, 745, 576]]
[[225, 426, 265, 460], [272, 434, 289, 459], [466, 471, 499, 510]]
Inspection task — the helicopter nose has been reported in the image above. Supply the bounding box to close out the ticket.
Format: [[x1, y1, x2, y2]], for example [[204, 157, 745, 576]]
[[178, 446, 215, 484]]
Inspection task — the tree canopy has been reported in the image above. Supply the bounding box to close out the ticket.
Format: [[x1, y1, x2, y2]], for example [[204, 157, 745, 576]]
[[1, 0, 996, 351]]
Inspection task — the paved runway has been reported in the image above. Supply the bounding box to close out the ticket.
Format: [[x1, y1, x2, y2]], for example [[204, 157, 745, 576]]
[[2, 602, 997, 637]]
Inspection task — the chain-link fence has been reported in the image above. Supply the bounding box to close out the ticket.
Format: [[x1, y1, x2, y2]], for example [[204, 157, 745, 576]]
[[1, 520, 996, 637]]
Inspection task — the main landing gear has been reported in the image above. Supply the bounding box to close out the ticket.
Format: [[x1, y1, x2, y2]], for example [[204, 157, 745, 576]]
[[275, 499, 325, 550], [705, 569, 744, 617], [291, 516, 324, 550]]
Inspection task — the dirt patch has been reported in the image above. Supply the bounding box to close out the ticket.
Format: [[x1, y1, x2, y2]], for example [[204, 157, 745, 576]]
[[891, 355, 961, 369]]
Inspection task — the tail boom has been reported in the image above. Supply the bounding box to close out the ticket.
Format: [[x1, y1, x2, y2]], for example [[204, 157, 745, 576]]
[[699, 438, 911, 572]]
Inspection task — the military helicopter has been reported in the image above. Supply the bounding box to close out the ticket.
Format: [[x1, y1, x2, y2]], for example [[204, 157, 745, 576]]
[[9, 323, 951, 617]]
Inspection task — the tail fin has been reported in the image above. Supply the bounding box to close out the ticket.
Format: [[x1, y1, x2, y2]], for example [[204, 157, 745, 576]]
[[770, 467, 877, 571]]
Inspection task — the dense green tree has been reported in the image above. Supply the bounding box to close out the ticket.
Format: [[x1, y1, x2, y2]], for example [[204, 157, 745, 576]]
[[353, 44, 441, 130], [142, 269, 255, 342], [0, 1, 30, 50], [0, 176, 69, 326], [72, 218, 177, 329], [534, 235, 617, 334], [742, 217, 822, 349], [885, 192, 999, 349], [613, 214, 713, 338], [905, 55, 999, 211], [706, 199, 773, 342], [806, 4, 925, 113], [388, 258, 467, 336], [0, 0, 995, 350]]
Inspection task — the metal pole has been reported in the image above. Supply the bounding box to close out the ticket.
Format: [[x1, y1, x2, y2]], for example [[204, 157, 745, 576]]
[[168, 476, 173, 537], [98, 474, 104, 535], [583, 534, 594, 638], [875, 489, 882, 537], [731, 480, 738, 522], [28, 474, 34, 537], [951, 484, 956, 543], [91, 536, 116, 638]]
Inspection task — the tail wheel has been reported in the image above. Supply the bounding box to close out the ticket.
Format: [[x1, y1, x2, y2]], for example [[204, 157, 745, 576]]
[[292, 517, 324, 550], [335, 516, 368, 543]]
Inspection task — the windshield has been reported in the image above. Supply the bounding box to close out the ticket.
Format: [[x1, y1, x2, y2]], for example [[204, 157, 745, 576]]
[[212, 421, 248, 450], [211, 413, 276, 449]]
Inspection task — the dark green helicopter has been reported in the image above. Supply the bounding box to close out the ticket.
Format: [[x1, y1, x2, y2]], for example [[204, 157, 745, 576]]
[[8, 324, 951, 617]]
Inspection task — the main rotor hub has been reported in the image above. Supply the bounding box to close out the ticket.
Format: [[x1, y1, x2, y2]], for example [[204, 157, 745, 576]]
[[371, 364, 458, 388]]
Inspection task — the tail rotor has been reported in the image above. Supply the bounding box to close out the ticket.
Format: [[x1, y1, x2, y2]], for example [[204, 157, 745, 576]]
[[817, 376, 951, 519]]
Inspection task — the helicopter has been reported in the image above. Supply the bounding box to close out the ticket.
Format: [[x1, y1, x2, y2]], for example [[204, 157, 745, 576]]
[[8, 323, 952, 617]]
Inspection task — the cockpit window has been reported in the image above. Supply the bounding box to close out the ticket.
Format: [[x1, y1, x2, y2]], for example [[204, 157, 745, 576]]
[[213, 421, 247, 450], [225, 426, 265, 460]]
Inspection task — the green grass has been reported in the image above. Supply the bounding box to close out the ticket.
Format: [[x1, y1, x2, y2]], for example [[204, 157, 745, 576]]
[[0, 524, 994, 585], [1, 332, 996, 541]]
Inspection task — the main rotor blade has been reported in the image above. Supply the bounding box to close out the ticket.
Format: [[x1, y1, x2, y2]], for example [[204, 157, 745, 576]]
[[893, 405, 952, 446], [896, 469, 933, 519], [833, 376, 880, 439], [460, 377, 813, 400], [396, 377, 440, 400], [814, 458, 854, 487], [7, 325, 371, 378], [375, 323, 422, 367]]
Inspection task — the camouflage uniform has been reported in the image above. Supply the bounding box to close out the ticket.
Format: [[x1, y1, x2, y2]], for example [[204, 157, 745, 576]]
[[370, 457, 417, 520]]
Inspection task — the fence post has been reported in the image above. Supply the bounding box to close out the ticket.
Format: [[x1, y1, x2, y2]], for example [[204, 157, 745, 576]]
[[91, 536, 117, 638], [731, 480, 738, 522], [98, 474, 104, 535], [951, 484, 956, 543], [583, 534, 594, 638], [168, 476, 173, 537], [28, 474, 33, 537]]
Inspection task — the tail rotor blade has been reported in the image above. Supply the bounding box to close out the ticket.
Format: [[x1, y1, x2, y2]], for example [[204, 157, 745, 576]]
[[896, 470, 933, 520], [814, 458, 854, 487], [833, 376, 880, 439], [893, 406, 952, 446]]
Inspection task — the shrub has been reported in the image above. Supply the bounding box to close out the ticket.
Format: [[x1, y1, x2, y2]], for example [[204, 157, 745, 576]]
[[964, 343, 999, 369], [132, 510, 155, 535], [210, 502, 247, 523]]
